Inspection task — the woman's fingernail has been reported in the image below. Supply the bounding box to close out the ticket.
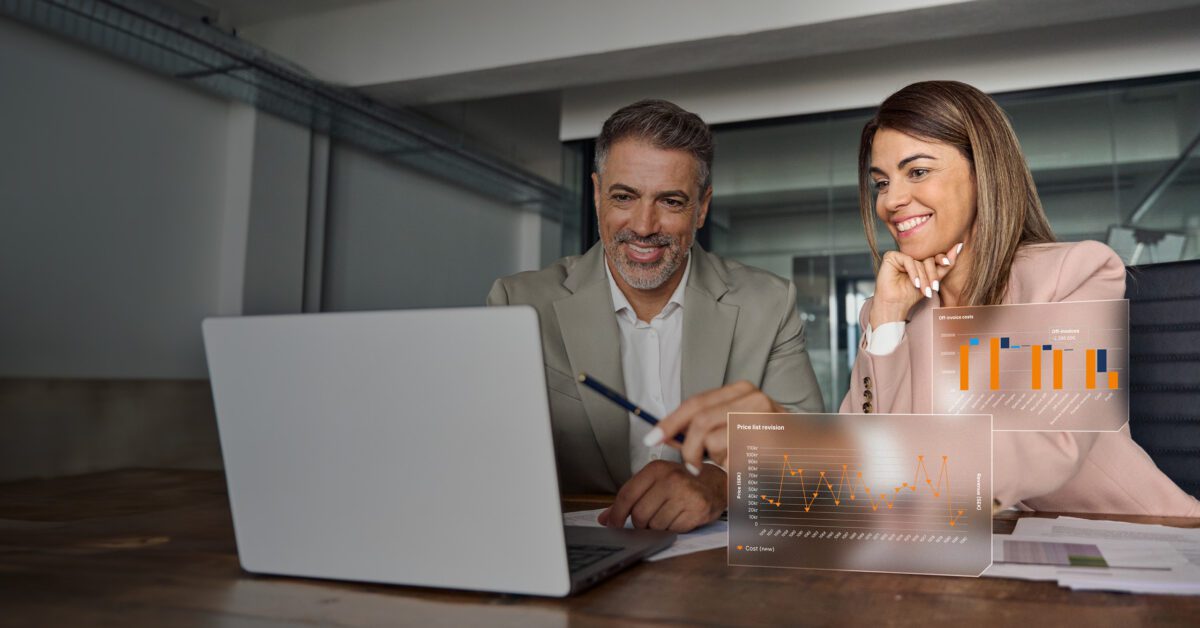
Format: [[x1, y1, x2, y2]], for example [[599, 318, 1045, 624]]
[[942, 258, 951, 266], [643, 428, 663, 447], [913, 277, 921, 289], [924, 286, 932, 298], [932, 280, 940, 292], [956, 242, 964, 255], [686, 462, 701, 476]]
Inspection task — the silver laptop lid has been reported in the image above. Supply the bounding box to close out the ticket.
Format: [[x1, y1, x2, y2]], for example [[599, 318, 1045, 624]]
[[202, 306, 571, 596]]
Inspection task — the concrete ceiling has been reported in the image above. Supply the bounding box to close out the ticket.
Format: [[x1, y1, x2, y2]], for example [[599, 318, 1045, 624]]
[[215, 0, 1200, 106], [198, 0, 385, 28]]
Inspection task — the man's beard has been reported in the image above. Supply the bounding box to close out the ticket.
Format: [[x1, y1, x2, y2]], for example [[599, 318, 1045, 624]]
[[603, 228, 690, 290]]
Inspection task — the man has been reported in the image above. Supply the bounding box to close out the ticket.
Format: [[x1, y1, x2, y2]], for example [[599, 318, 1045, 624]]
[[488, 99, 823, 532]]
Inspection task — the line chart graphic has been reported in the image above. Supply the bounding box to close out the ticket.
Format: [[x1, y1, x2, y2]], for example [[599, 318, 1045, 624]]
[[728, 413, 992, 577], [759, 454, 966, 527], [931, 299, 1129, 431]]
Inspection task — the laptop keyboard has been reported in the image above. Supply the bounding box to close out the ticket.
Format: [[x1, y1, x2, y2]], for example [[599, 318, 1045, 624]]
[[567, 544, 623, 573]]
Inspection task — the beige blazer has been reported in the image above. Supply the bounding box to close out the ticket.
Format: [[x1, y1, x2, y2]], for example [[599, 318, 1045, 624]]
[[489, 242, 824, 493], [841, 240, 1200, 516]]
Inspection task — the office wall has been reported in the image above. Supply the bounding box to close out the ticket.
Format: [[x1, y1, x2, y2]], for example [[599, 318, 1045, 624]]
[[322, 145, 541, 311], [0, 15, 556, 378], [0, 379, 222, 482], [0, 16, 238, 481], [0, 17, 235, 379], [415, 91, 564, 184], [240, 113, 313, 316], [0, 16, 552, 481], [0, 17, 317, 380]]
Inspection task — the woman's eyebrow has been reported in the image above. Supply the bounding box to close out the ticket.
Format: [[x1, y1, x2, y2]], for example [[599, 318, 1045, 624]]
[[897, 153, 937, 169]]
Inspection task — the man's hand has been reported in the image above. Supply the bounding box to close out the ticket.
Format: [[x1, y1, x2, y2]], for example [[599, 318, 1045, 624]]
[[596, 460, 726, 533], [649, 380, 782, 470]]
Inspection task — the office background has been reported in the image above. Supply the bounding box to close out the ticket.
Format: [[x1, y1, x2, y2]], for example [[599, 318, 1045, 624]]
[[2, 0, 1199, 482]]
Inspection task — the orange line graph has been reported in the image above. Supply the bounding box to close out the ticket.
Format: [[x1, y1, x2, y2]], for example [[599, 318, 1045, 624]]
[[761, 454, 966, 527]]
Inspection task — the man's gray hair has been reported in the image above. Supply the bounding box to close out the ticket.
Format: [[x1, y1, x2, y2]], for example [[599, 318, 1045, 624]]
[[594, 99, 713, 191]]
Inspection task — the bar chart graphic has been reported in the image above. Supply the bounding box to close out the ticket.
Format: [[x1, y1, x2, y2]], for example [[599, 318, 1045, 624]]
[[728, 413, 992, 577], [931, 299, 1129, 431]]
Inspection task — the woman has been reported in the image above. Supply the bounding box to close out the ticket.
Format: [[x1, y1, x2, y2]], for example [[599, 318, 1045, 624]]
[[649, 80, 1199, 516]]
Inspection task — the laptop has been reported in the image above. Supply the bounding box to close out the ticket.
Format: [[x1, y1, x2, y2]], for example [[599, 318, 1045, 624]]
[[202, 306, 674, 597]]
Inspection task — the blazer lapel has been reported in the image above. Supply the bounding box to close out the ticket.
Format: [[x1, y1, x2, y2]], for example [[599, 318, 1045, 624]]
[[553, 245, 631, 487], [681, 245, 739, 400]]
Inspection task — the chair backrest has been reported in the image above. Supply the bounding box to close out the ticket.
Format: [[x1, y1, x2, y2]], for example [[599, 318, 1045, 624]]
[[1125, 258, 1200, 499]]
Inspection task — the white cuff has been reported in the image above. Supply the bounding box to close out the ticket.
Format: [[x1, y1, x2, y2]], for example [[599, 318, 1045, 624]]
[[865, 321, 905, 356]]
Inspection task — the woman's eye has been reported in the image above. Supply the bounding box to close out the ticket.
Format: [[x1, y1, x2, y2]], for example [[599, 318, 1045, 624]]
[[873, 180, 889, 192], [910, 168, 929, 178]]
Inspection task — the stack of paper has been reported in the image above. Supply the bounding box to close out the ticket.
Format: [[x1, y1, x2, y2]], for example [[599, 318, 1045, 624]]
[[983, 516, 1200, 594]]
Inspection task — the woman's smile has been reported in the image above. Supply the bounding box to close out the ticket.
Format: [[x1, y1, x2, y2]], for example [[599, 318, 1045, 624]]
[[894, 213, 933, 238]]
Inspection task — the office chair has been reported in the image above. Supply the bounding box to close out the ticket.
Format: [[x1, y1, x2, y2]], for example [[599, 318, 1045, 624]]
[[1125, 258, 1200, 499]]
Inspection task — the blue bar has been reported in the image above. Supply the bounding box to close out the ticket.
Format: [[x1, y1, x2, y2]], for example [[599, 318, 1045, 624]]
[[969, 338, 980, 346], [1001, 337, 1010, 349], [1042, 344, 1052, 351], [1097, 349, 1107, 372]]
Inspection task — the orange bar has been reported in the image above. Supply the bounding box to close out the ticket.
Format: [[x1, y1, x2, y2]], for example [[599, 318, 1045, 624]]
[[989, 338, 1000, 390], [1053, 350, 1063, 389], [1085, 350, 1096, 389], [1031, 345, 1042, 390], [1108, 371, 1119, 389], [959, 345, 969, 391]]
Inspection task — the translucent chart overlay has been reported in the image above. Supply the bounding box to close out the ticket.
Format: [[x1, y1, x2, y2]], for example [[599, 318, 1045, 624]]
[[728, 413, 993, 577], [931, 299, 1129, 432]]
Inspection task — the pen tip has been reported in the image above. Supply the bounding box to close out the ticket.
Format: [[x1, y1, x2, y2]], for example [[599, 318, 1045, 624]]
[[577, 373, 587, 382]]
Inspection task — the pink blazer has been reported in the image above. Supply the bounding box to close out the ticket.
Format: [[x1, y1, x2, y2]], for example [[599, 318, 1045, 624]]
[[841, 241, 1200, 516]]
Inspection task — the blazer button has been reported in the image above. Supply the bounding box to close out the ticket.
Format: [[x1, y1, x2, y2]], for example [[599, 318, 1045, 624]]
[[864, 389, 873, 401], [863, 376, 872, 389], [863, 402, 873, 413]]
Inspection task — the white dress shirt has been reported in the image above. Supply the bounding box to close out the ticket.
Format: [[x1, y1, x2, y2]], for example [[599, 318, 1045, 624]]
[[605, 256, 692, 476], [864, 321, 906, 356]]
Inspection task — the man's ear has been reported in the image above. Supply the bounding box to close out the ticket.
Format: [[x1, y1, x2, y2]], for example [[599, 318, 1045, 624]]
[[696, 185, 713, 229]]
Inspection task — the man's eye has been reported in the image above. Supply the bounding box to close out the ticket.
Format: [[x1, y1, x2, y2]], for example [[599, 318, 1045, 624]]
[[612, 194, 632, 202], [662, 198, 683, 208]]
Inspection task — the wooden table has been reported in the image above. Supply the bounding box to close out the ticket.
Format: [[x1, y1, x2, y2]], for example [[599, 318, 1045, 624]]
[[1, 470, 1198, 627]]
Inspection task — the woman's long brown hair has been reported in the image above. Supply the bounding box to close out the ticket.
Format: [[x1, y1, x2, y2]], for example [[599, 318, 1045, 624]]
[[858, 81, 1057, 306]]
